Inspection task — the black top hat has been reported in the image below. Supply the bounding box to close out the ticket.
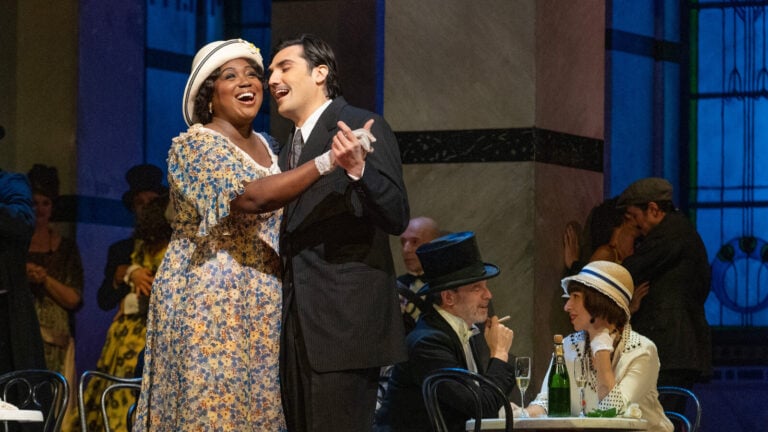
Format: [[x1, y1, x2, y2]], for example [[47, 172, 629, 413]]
[[416, 231, 500, 295], [121, 164, 168, 211]]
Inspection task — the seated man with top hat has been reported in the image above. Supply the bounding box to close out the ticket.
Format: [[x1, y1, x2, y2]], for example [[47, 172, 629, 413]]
[[374, 231, 516, 432]]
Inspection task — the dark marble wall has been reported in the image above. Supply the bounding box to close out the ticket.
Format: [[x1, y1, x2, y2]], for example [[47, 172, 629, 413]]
[[397, 128, 602, 170]]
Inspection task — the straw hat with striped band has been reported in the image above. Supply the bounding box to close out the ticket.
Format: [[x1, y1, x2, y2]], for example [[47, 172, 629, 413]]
[[561, 261, 634, 318]]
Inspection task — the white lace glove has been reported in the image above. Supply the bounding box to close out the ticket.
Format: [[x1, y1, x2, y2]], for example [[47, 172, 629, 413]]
[[314, 152, 334, 175], [314, 128, 377, 175], [351, 127, 376, 153], [590, 328, 615, 353]]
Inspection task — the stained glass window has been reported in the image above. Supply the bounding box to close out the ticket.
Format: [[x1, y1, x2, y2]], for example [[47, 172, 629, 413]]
[[688, 0, 768, 327], [144, 0, 271, 168]]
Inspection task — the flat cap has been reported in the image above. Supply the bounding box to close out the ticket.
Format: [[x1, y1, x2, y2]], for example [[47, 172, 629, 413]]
[[617, 177, 673, 207]]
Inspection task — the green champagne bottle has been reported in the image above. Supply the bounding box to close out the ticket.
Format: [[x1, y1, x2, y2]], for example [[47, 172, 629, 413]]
[[547, 334, 571, 417]]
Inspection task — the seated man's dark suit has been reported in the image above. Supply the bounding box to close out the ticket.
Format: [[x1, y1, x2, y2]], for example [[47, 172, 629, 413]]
[[96, 237, 133, 310], [374, 307, 516, 432]]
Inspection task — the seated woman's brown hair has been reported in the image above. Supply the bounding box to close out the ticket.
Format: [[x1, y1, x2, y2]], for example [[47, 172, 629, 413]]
[[567, 282, 628, 328]]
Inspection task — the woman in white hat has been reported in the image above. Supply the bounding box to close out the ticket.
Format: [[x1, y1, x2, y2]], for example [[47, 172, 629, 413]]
[[514, 261, 673, 432], [134, 39, 370, 432]]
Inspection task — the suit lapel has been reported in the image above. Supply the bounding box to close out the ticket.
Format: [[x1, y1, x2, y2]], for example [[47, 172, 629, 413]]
[[296, 97, 347, 166], [278, 130, 294, 171], [428, 311, 489, 372], [470, 332, 490, 373], [280, 98, 348, 229], [425, 311, 471, 370]]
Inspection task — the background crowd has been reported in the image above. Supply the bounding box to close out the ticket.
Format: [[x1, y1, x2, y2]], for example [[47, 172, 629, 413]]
[[0, 34, 710, 432]]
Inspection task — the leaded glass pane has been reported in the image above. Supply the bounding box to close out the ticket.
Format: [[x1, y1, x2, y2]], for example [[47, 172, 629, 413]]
[[692, 1, 768, 327]]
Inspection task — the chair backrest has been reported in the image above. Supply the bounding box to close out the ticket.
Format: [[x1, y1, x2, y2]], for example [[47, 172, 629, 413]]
[[78, 370, 142, 432], [0, 369, 69, 432], [421, 368, 513, 432], [102, 382, 142, 431], [657, 386, 702, 432]]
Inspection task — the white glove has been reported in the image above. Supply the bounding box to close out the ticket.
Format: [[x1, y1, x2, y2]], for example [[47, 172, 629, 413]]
[[590, 328, 615, 353], [351, 127, 376, 153], [315, 128, 377, 175], [314, 152, 333, 175]]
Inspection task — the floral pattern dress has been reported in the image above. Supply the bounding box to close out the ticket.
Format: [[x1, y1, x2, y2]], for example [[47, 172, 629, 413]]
[[134, 125, 285, 431]]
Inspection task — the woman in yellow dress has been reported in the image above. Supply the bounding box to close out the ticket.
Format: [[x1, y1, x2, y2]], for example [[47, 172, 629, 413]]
[[80, 194, 171, 431]]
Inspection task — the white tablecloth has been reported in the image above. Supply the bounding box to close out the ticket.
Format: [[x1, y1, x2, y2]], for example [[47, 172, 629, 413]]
[[466, 416, 648, 431], [0, 409, 44, 422]]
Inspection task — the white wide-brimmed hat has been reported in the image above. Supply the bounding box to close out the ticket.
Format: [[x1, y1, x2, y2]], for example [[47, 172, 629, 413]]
[[561, 261, 634, 318], [182, 38, 263, 126]]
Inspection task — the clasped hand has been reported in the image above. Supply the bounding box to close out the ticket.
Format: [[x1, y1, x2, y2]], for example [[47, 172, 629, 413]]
[[26, 262, 47, 284], [332, 119, 375, 178], [129, 267, 154, 297]]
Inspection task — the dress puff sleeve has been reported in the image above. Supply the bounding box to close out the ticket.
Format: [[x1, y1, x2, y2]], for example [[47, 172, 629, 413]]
[[167, 125, 273, 237]]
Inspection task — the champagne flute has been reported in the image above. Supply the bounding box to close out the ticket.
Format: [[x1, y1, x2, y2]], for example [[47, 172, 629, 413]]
[[574, 356, 587, 417], [515, 356, 531, 418]]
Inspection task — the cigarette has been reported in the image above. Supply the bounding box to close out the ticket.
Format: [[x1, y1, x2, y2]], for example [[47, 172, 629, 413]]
[[498, 315, 511, 323]]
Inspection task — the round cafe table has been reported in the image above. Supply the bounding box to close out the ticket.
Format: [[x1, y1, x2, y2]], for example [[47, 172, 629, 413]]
[[467, 416, 649, 431], [0, 409, 44, 423]]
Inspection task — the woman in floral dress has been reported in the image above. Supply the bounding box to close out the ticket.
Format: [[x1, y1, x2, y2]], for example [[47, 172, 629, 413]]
[[134, 38, 370, 431]]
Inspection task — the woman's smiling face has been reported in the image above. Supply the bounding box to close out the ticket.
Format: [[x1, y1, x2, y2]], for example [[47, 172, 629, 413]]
[[211, 58, 263, 125]]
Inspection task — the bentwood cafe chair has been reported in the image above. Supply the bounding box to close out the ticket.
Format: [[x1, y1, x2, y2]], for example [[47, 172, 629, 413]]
[[422, 367, 513, 432], [0, 369, 69, 432]]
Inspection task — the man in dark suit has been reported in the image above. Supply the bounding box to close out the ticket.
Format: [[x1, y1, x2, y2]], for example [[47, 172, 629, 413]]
[[268, 34, 410, 432], [618, 177, 712, 412], [397, 216, 441, 332], [375, 231, 516, 432], [0, 168, 45, 374]]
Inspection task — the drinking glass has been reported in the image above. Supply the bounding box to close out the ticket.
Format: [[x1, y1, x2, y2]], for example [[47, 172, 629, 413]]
[[515, 356, 531, 418], [574, 356, 588, 417]]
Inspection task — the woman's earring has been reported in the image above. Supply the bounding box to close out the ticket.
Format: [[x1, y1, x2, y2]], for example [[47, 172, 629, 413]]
[[208, 102, 213, 114]]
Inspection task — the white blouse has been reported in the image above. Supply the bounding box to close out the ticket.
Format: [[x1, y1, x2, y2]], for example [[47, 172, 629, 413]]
[[529, 325, 673, 432]]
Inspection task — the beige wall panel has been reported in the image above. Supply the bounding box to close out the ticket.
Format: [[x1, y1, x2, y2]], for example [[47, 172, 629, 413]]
[[535, 0, 605, 139], [391, 162, 537, 358], [532, 162, 602, 385], [15, 0, 78, 192], [0, 0, 18, 169], [384, 0, 536, 131]]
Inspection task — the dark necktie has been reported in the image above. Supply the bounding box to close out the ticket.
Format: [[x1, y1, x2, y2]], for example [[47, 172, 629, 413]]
[[289, 128, 303, 169]]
